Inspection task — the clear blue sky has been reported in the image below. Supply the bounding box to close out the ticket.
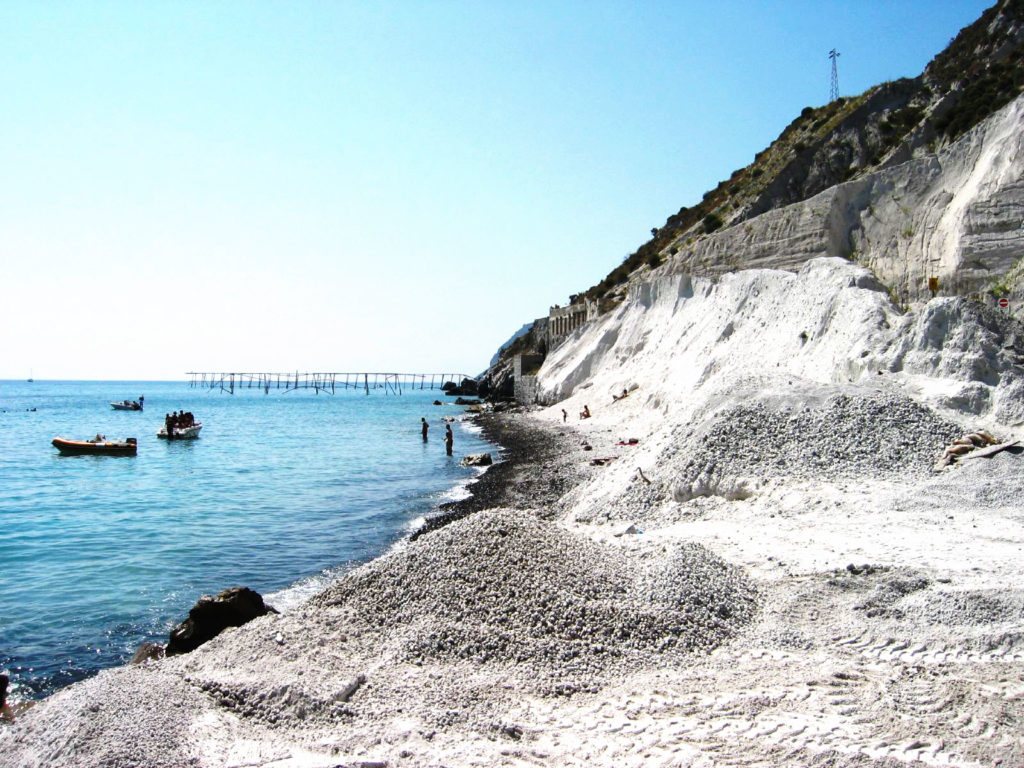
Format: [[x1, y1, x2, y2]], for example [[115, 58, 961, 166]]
[[0, 1, 993, 380]]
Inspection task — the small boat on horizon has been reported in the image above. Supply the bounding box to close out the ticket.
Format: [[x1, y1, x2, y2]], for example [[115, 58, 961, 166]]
[[52, 436, 138, 456], [111, 399, 144, 411]]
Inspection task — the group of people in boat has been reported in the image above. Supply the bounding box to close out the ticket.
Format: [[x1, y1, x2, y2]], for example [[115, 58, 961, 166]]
[[164, 410, 195, 437]]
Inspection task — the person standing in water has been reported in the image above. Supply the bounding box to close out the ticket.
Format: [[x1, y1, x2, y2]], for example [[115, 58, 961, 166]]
[[444, 424, 453, 456], [421, 417, 429, 442]]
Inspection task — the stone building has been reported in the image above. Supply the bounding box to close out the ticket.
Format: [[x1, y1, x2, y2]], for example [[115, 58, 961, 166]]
[[547, 298, 601, 350]]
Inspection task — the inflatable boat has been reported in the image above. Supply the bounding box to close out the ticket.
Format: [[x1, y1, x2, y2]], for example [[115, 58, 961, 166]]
[[52, 436, 138, 456]]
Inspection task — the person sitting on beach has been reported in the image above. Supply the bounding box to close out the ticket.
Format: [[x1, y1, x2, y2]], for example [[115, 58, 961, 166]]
[[612, 388, 629, 401], [580, 405, 591, 419]]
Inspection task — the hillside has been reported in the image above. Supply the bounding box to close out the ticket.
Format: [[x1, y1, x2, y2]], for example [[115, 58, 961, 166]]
[[580, 0, 1024, 309]]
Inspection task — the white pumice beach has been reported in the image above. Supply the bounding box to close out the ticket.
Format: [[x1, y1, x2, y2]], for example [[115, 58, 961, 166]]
[[3, 258, 1024, 767]]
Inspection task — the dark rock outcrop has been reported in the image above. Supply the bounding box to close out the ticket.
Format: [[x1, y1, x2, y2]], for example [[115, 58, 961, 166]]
[[478, 358, 515, 401], [129, 642, 165, 665], [166, 586, 278, 656], [459, 453, 493, 467], [441, 378, 480, 396]]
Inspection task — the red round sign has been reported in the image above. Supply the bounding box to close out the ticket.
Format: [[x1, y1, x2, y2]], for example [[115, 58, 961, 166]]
[[999, 297, 1010, 307]]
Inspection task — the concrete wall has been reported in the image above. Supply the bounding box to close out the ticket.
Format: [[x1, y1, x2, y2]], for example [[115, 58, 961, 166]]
[[513, 354, 545, 404], [514, 374, 539, 405]]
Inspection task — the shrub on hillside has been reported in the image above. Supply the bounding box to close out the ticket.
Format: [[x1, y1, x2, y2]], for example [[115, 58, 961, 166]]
[[703, 213, 724, 234], [936, 60, 1024, 139]]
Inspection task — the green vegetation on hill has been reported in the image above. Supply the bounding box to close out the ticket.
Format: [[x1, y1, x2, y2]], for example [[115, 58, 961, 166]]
[[927, 0, 1024, 139]]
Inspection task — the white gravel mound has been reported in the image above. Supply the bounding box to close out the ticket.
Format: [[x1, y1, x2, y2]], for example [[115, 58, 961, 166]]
[[668, 389, 962, 498], [314, 508, 757, 689], [0, 665, 206, 768]]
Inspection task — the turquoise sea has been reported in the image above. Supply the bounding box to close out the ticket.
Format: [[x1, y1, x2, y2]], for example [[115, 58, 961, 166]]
[[0, 379, 495, 702]]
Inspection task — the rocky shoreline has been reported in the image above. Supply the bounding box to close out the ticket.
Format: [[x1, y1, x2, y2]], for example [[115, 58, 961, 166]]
[[412, 409, 584, 539]]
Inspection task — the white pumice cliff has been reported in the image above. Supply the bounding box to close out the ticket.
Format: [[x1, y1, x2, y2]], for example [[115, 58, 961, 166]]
[[538, 257, 1024, 427], [663, 93, 1024, 309]]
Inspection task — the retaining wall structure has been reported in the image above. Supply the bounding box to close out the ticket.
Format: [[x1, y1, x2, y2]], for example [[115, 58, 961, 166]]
[[547, 299, 602, 350], [513, 354, 544, 405]]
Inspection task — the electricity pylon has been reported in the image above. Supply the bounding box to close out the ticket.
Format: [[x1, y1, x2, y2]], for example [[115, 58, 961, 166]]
[[829, 49, 840, 102]]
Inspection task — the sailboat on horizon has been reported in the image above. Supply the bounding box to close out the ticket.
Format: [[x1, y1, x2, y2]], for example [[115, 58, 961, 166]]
[[27, 369, 34, 383]]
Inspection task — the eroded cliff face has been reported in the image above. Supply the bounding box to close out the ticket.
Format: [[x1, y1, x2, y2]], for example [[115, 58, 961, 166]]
[[661, 93, 1024, 311], [536, 258, 1024, 427]]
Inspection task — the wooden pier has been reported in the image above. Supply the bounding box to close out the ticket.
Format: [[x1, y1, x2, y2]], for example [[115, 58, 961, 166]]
[[186, 372, 474, 395]]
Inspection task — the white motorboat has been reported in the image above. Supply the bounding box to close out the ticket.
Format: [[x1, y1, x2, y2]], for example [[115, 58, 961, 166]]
[[157, 423, 203, 440], [111, 400, 143, 411]]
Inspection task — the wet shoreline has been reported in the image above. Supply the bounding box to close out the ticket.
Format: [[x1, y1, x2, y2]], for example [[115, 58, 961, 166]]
[[412, 408, 584, 540]]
